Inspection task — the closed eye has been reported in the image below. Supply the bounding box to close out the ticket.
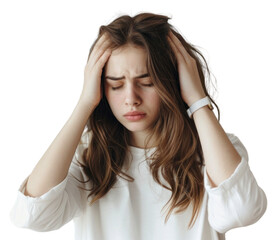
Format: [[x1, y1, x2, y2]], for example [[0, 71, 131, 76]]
[[111, 86, 122, 90], [141, 83, 153, 87]]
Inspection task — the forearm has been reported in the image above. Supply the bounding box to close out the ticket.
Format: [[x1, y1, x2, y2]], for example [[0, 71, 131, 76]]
[[25, 100, 93, 197], [192, 106, 241, 187]]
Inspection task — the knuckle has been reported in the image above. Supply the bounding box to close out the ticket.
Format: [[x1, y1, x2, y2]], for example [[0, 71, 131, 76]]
[[93, 44, 100, 52], [97, 58, 105, 68], [187, 57, 196, 65]]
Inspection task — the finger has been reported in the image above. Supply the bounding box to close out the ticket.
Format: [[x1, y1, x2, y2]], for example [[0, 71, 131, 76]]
[[94, 48, 112, 73], [168, 32, 193, 63], [167, 35, 185, 64], [84, 47, 111, 85], [94, 33, 110, 52], [87, 33, 108, 58], [87, 33, 111, 65], [88, 39, 112, 67]]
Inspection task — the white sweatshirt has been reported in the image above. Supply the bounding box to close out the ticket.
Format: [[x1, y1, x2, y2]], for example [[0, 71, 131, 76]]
[[10, 133, 267, 240]]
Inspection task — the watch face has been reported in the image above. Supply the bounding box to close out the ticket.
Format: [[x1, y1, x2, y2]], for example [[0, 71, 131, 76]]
[[208, 103, 214, 110]]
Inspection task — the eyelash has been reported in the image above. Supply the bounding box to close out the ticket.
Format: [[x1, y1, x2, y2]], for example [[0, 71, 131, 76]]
[[111, 83, 153, 90], [142, 83, 153, 87], [111, 86, 121, 90]]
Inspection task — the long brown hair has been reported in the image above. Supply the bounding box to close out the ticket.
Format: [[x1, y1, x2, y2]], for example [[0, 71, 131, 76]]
[[77, 12, 219, 227]]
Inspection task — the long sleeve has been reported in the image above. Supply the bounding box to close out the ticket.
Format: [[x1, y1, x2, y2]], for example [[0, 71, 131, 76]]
[[204, 133, 267, 233], [10, 143, 87, 232]]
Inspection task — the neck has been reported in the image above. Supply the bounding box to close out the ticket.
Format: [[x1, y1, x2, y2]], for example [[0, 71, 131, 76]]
[[129, 131, 157, 149]]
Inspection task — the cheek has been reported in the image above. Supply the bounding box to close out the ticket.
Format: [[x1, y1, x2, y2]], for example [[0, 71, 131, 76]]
[[148, 92, 161, 111], [154, 99, 161, 113], [106, 93, 122, 114]]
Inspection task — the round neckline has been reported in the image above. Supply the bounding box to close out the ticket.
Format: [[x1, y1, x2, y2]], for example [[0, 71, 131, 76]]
[[128, 145, 156, 156]]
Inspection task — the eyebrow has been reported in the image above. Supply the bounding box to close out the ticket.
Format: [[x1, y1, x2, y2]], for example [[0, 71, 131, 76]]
[[105, 73, 149, 81]]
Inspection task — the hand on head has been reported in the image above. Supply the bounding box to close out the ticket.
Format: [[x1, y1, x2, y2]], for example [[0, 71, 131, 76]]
[[167, 31, 206, 106], [80, 33, 113, 112]]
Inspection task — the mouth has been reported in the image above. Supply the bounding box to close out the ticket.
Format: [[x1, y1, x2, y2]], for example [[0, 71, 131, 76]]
[[124, 111, 146, 121]]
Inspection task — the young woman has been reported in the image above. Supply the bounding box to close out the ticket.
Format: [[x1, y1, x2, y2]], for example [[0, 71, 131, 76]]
[[10, 13, 267, 240]]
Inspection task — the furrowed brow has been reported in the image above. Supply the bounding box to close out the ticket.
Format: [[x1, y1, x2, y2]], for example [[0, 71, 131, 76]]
[[135, 73, 149, 79], [105, 76, 125, 81], [105, 73, 149, 81]]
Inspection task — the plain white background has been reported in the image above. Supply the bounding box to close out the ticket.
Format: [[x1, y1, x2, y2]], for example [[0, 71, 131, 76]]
[[1, 0, 276, 239]]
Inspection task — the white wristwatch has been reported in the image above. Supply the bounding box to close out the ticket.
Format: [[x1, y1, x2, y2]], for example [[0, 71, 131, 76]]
[[186, 96, 214, 118]]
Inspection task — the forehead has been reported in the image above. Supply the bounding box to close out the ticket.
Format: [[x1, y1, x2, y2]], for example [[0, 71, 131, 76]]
[[105, 44, 148, 75]]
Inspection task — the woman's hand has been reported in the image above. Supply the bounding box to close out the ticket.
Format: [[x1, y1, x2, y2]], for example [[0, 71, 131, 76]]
[[168, 31, 206, 106], [79, 33, 112, 112]]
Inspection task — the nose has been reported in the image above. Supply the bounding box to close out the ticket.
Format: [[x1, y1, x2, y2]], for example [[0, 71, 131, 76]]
[[125, 84, 141, 107]]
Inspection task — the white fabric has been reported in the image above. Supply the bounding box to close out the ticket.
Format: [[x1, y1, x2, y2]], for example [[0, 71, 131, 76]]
[[10, 133, 267, 240]]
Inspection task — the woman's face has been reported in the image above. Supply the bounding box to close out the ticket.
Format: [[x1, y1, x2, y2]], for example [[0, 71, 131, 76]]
[[104, 44, 161, 143]]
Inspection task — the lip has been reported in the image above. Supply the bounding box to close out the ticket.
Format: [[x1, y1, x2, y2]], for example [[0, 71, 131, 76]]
[[124, 111, 146, 121], [124, 111, 146, 116]]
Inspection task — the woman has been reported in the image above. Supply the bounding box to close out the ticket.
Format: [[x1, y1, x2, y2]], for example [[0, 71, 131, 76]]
[[10, 13, 267, 240]]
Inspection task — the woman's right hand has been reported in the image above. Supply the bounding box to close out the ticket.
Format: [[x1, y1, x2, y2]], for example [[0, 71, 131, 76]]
[[79, 33, 112, 112]]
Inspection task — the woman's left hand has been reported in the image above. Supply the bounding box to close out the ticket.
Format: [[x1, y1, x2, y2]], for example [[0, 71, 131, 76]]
[[168, 31, 206, 106]]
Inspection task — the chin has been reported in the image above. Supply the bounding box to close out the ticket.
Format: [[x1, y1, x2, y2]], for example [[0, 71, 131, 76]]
[[122, 123, 149, 133]]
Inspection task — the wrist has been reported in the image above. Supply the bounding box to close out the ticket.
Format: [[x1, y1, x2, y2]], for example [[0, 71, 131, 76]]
[[76, 98, 96, 118], [186, 93, 206, 107], [186, 96, 213, 118]]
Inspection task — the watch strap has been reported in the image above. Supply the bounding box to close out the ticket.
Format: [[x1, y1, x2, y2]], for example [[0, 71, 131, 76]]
[[187, 96, 213, 118]]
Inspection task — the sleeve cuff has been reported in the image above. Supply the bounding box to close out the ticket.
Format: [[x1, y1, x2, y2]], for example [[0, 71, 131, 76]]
[[204, 133, 249, 194], [204, 157, 248, 194], [17, 175, 69, 203]]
